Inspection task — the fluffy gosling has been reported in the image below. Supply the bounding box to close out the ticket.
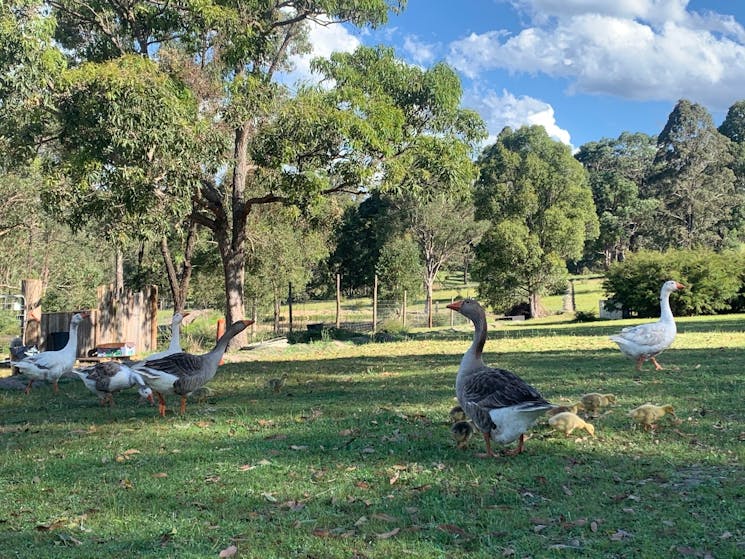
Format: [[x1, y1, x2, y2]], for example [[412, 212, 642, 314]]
[[628, 403, 676, 430], [450, 421, 474, 449], [548, 412, 595, 437], [581, 392, 617, 415], [449, 405, 467, 423]]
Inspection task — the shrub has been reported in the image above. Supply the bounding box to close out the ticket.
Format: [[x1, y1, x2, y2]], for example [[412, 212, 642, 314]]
[[604, 249, 745, 316]]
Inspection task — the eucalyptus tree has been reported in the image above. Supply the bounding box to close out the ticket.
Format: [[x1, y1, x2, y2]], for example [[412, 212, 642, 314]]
[[473, 125, 598, 317], [718, 100, 745, 239], [396, 192, 488, 326], [575, 132, 658, 267], [646, 99, 739, 250]]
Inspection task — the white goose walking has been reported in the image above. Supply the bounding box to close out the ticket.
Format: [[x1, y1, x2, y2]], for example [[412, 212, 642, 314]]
[[12, 312, 89, 394], [610, 280, 685, 371]]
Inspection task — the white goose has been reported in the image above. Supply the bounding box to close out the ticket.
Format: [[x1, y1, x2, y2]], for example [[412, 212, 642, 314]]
[[609, 280, 685, 371], [72, 361, 154, 406], [447, 298, 555, 457], [12, 312, 89, 394], [135, 319, 253, 417], [144, 312, 188, 361]]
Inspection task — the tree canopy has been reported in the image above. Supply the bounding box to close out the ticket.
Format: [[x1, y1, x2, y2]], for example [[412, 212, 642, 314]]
[[473, 125, 598, 316]]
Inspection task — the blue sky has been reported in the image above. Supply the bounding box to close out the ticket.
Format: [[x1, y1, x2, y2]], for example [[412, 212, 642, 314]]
[[285, 0, 745, 150]]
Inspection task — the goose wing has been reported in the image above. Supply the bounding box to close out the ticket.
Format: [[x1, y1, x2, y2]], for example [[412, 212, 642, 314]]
[[611, 321, 670, 348], [461, 366, 549, 432]]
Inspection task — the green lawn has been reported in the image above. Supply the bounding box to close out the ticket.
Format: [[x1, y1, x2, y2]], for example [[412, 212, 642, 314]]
[[1, 312, 743, 558]]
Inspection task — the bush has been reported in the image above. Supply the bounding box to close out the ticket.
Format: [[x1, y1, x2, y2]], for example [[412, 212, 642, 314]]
[[604, 249, 745, 316]]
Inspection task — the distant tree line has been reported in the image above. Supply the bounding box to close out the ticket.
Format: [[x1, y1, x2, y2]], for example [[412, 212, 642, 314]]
[[2, 1, 745, 327]]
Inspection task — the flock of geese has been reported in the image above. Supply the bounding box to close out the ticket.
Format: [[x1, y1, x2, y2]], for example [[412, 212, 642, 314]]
[[12, 280, 685, 454], [12, 312, 254, 417], [446, 280, 685, 456]]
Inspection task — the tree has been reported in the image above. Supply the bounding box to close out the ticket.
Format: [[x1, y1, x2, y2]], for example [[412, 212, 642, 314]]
[[397, 192, 487, 326], [473, 126, 598, 317], [718, 100, 745, 242], [575, 132, 658, 267], [11, 1, 407, 348], [376, 234, 421, 302], [328, 193, 403, 294], [646, 99, 740, 249]]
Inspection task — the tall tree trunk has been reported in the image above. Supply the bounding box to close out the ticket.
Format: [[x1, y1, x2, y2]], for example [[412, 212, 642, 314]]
[[160, 218, 198, 315], [114, 248, 124, 292], [425, 277, 434, 328]]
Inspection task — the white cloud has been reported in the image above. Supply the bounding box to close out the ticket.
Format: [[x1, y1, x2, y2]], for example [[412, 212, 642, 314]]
[[402, 35, 438, 65], [282, 19, 361, 87], [448, 1, 745, 109], [464, 88, 572, 147]]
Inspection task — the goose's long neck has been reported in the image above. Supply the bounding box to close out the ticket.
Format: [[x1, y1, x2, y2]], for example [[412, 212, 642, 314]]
[[167, 321, 182, 352], [202, 329, 235, 372], [61, 322, 80, 356], [463, 310, 487, 369], [659, 290, 675, 323]]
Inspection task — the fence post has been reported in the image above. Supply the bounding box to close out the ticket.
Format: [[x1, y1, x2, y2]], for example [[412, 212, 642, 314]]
[[402, 290, 407, 327], [335, 274, 341, 329], [288, 282, 293, 334], [21, 279, 42, 348], [372, 275, 378, 334], [450, 296, 454, 327]]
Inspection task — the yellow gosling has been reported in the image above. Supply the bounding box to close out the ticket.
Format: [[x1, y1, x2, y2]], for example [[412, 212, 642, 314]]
[[580, 393, 617, 415], [548, 412, 595, 437], [628, 403, 676, 430], [449, 405, 467, 423]]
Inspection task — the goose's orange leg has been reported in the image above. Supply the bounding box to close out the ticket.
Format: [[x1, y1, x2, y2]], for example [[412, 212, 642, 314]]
[[24, 379, 33, 394], [504, 434, 526, 456], [179, 396, 187, 415], [476, 433, 499, 458], [635, 357, 645, 371], [156, 392, 167, 417], [52, 380, 59, 394], [650, 357, 663, 370]]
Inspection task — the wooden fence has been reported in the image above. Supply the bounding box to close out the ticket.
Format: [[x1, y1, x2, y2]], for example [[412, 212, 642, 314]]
[[38, 285, 158, 357]]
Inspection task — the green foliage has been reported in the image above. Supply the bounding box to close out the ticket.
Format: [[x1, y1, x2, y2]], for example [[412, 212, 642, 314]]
[[604, 249, 745, 316], [646, 99, 741, 250], [575, 132, 658, 268], [45, 55, 203, 242], [376, 235, 422, 301], [0, 0, 65, 166], [473, 126, 598, 316]]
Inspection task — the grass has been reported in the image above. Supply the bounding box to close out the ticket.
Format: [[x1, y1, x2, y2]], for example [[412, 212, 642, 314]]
[[1, 312, 744, 558]]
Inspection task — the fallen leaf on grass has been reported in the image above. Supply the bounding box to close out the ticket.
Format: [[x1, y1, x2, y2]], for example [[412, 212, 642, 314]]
[[262, 492, 278, 503], [204, 475, 221, 484], [151, 472, 168, 478], [219, 544, 238, 558], [289, 445, 308, 451], [371, 513, 397, 522], [119, 478, 133, 489], [389, 471, 400, 485], [355, 481, 370, 490], [375, 527, 400, 539]]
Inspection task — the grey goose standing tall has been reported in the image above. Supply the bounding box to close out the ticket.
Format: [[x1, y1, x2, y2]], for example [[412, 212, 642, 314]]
[[447, 298, 555, 457]]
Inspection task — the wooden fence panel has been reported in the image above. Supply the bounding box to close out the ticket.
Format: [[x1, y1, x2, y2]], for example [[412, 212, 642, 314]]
[[38, 285, 157, 358]]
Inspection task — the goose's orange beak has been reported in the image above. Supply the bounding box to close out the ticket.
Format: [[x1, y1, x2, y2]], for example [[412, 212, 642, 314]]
[[675, 282, 685, 290], [447, 301, 463, 311]]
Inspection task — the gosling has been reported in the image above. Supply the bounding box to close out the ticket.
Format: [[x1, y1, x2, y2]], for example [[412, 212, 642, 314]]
[[450, 421, 474, 449], [548, 412, 595, 437], [628, 403, 676, 430]]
